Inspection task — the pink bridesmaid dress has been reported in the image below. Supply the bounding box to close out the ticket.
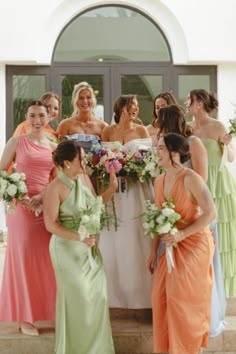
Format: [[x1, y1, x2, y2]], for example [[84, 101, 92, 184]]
[[0, 135, 56, 323]]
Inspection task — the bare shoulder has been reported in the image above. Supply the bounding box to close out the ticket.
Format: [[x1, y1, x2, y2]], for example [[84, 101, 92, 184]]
[[6, 135, 20, 148], [184, 168, 204, 187], [58, 117, 74, 127], [49, 141, 58, 150], [190, 135, 205, 148], [136, 124, 150, 137], [94, 117, 108, 128]]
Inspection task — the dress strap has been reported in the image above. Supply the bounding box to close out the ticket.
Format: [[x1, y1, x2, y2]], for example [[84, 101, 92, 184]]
[[58, 172, 75, 189]]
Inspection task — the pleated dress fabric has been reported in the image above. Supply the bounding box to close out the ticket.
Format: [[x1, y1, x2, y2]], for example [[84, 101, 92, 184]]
[[152, 169, 215, 354]]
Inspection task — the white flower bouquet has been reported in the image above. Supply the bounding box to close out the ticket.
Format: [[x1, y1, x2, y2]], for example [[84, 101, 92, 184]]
[[0, 170, 28, 212], [78, 196, 116, 270], [143, 199, 182, 273]]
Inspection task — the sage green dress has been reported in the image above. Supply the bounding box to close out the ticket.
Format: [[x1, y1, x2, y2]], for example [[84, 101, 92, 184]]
[[203, 139, 236, 297], [50, 172, 115, 354]]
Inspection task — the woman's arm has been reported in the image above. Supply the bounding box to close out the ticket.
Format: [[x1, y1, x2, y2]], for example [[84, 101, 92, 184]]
[[0, 137, 19, 171], [190, 137, 208, 182], [100, 168, 118, 203], [218, 122, 235, 162], [43, 180, 79, 240], [43, 180, 96, 247], [163, 170, 216, 245], [101, 126, 112, 142], [137, 125, 150, 138]]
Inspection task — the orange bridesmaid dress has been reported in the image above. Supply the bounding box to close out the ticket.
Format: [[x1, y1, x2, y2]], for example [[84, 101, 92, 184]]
[[152, 169, 215, 354]]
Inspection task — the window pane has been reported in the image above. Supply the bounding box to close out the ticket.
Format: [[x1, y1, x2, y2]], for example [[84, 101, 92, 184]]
[[54, 6, 170, 62], [178, 75, 210, 106], [13, 75, 45, 129], [61, 75, 104, 120], [121, 74, 163, 125]]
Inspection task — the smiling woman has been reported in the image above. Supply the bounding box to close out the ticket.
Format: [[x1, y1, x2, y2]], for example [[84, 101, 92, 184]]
[[99, 94, 154, 309], [0, 100, 57, 336], [56, 81, 107, 152]]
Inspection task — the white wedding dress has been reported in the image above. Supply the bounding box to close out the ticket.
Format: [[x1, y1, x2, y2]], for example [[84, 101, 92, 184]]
[[99, 138, 154, 308]]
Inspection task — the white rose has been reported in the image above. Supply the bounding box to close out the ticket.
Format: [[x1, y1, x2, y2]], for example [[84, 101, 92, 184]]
[[170, 227, 178, 235], [18, 181, 27, 193], [162, 208, 175, 217], [0, 178, 8, 195], [9, 173, 21, 182], [81, 215, 90, 223], [78, 225, 89, 240], [20, 173, 26, 181], [6, 184, 17, 197], [158, 222, 172, 234], [90, 214, 100, 225], [156, 214, 165, 224]]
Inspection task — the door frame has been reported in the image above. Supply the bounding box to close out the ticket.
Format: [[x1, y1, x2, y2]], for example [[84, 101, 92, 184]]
[[51, 62, 172, 123], [6, 63, 217, 139]]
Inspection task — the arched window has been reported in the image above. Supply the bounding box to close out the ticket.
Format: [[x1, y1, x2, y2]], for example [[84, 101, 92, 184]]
[[53, 6, 171, 62]]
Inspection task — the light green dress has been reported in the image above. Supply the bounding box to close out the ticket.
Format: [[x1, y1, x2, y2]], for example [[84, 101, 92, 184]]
[[50, 172, 115, 354], [203, 139, 236, 296]]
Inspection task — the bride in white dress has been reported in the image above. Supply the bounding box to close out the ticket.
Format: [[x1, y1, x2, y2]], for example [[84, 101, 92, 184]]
[[99, 95, 154, 308]]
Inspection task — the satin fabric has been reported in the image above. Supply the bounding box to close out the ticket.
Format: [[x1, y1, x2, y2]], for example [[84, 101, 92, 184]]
[[152, 169, 214, 354], [99, 138, 154, 308], [0, 135, 56, 322], [50, 172, 114, 354]]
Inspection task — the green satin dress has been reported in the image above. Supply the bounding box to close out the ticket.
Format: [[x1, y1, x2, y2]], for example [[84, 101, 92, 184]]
[[50, 172, 115, 354], [203, 139, 236, 297]]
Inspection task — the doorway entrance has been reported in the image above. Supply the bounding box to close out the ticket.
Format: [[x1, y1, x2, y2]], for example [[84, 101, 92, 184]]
[[51, 64, 171, 125]]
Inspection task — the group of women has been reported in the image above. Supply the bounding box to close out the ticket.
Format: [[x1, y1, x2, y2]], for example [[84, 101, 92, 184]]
[[0, 81, 235, 354]]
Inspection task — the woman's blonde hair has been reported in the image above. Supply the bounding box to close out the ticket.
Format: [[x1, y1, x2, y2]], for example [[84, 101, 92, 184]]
[[71, 81, 97, 116]]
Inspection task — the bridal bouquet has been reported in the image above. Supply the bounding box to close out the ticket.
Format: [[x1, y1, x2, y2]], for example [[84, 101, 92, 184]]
[[86, 142, 160, 193], [78, 196, 116, 270], [143, 199, 182, 273], [0, 169, 28, 212]]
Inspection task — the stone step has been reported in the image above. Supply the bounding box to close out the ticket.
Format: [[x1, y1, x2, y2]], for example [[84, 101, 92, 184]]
[[226, 296, 236, 315], [0, 316, 235, 354]]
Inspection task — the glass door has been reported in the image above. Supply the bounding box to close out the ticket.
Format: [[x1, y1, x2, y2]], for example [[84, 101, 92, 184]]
[[112, 66, 171, 125], [51, 64, 171, 125], [51, 66, 111, 123]]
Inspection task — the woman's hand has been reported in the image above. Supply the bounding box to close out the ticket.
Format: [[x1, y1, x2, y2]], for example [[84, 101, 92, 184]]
[[220, 133, 232, 145], [161, 230, 185, 245], [108, 167, 118, 193], [148, 251, 157, 274], [81, 236, 96, 248], [21, 194, 42, 212]]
